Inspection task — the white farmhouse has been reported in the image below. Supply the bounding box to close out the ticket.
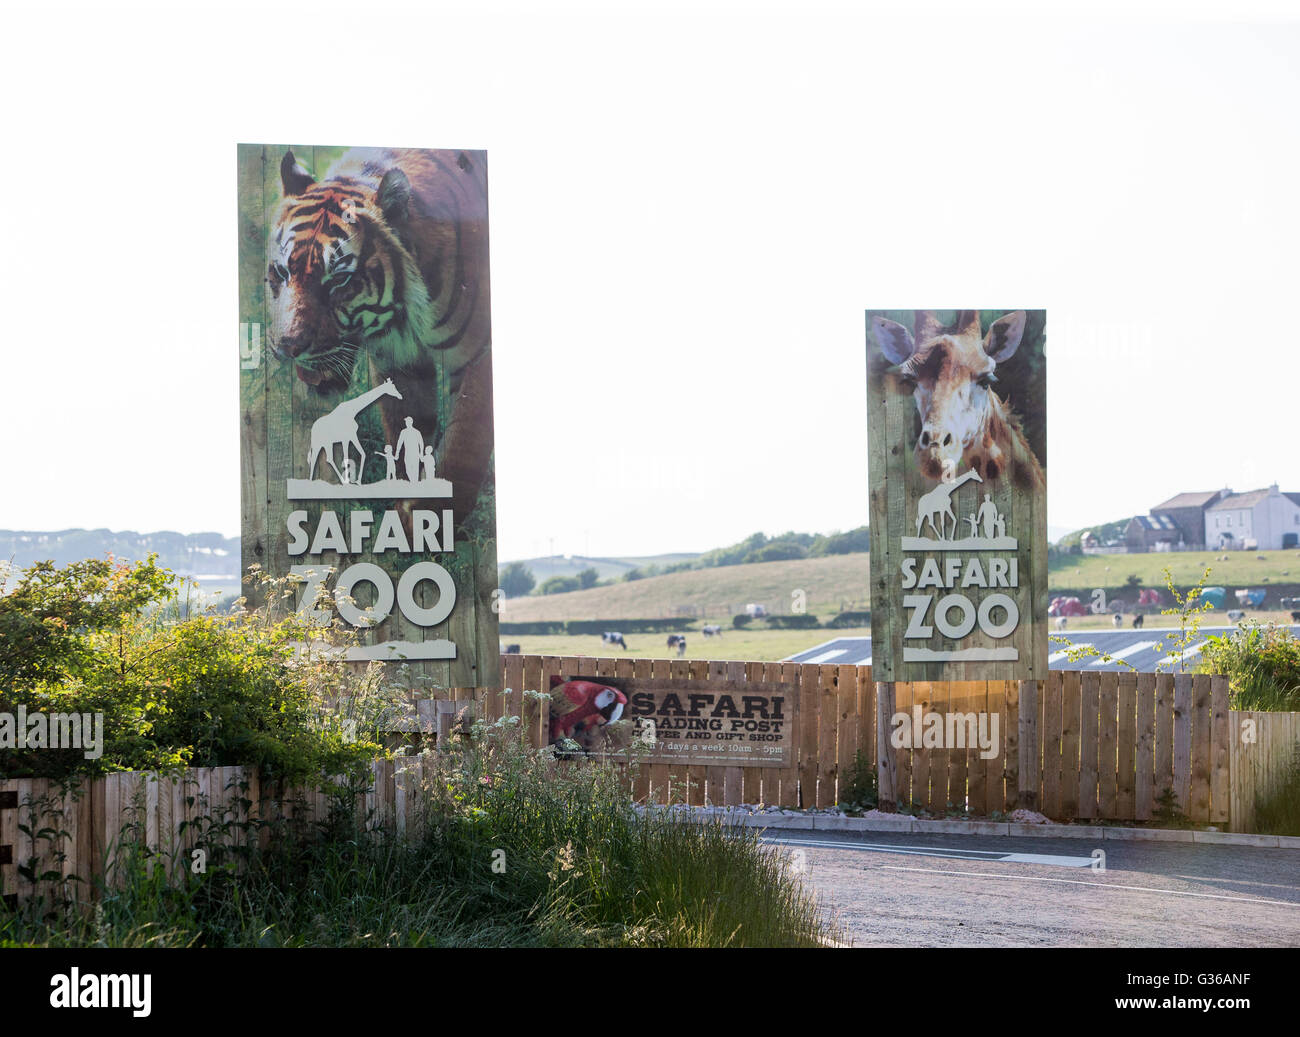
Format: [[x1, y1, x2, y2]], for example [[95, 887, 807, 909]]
[[1205, 484, 1300, 550]]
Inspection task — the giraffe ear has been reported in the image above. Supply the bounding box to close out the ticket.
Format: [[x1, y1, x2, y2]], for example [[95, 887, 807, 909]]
[[984, 311, 1026, 362], [872, 317, 915, 365]]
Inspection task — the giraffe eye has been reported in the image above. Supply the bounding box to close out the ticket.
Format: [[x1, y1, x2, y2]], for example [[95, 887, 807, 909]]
[[976, 373, 996, 389]]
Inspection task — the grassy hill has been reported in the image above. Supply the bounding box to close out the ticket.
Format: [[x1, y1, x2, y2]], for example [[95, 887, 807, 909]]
[[500, 552, 700, 586], [502, 546, 1300, 626], [500, 552, 871, 623]]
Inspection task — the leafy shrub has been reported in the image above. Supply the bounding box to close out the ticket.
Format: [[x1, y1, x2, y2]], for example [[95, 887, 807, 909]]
[[744, 541, 808, 564], [1201, 623, 1300, 711], [732, 614, 752, 629], [564, 619, 690, 635], [839, 750, 878, 812], [828, 610, 871, 628], [538, 576, 581, 595], [497, 562, 535, 598], [497, 621, 566, 636], [0, 557, 392, 783]]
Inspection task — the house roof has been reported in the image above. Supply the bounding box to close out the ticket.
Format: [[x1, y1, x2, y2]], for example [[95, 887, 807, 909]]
[[1287, 492, 1300, 510], [1131, 514, 1179, 533], [1208, 489, 1276, 511], [1152, 490, 1225, 511]]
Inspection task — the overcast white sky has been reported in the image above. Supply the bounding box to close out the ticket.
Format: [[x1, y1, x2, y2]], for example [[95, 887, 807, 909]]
[[3, 0, 1297, 561]]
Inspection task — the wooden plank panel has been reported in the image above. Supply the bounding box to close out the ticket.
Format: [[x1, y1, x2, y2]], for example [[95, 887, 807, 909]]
[[797, 663, 819, 809], [651, 657, 675, 803], [875, 681, 898, 811], [817, 664, 839, 808], [1115, 672, 1137, 820], [666, 658, 691, 803], [946, 682, 970, 814], [909, 681, 932, 814], [1209, 675, 1231, 824], [859, 665, 875, 771], [723, 660, 747, 807], [1097, 672, 1119, 818], [894, 681, 913, 809], [966, 681, 989, 818], [743, 661, 764, 805], [1173, 673, 1193, 816], [1040, 671, 1063, 819], [1188, 674, 1213, 824], [1076, 675, 1097, 821], [1017, 679, 1039, 811], [836, 664, 860, 810], [1135, 672, 1156, 821], [1003, 679, 1020, 812], [703, 659, 726, 806], [778, 662, 801, 807], [1059, 670, 1081, 820], [984, 681, 1008, 815], [1154, 673, 1176, 810]]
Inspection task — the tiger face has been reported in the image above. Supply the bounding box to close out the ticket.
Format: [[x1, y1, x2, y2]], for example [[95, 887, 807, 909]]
[[266, 151, 433, 393]]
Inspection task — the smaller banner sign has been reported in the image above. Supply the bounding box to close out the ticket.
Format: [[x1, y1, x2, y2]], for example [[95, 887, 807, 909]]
[[548, 676, 797, 767]]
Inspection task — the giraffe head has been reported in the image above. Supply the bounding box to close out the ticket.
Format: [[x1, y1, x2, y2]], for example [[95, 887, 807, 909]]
[[871, 310, 1026, 482]]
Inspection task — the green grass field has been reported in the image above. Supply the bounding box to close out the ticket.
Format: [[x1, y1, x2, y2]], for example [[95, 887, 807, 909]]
[[1048, 548, 1300, 589], [502, 626, 868, 664]]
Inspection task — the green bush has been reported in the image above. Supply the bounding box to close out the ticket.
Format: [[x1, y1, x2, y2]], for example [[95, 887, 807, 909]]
[[498, 621, 566, 636], [732, 614, 752, 629], [762, 614, 821, 629], [1201, 623, 1300, 711], [538, 576, 581, 595], [828, 610, 871, 628], [0, 557, 392, 783], [564, 619, 689, 635]]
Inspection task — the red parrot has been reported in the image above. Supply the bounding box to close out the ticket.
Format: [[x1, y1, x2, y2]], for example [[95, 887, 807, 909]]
[[549, 680, 627, 742]]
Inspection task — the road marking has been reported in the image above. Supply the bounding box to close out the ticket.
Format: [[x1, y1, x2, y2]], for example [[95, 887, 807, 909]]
[[763, 836, 1095, 868], [1090, 641, 1156, 666], [1048, 644, 1093, 663], [880, 865, 1300, 907], [804, 649, 848, 664], [1157, 642, 1206, 668]]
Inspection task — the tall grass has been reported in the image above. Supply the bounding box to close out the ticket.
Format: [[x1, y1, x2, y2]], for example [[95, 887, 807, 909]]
[[1201, 623, 1300, 711], [1253, 744, 1300, 837], [0, 719, 836, 948]]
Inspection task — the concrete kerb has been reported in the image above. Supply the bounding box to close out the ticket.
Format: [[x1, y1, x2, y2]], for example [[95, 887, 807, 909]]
[[634, 804, 1297, 848]]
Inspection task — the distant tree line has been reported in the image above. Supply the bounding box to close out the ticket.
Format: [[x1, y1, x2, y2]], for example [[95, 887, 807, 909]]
[[498, 526, 871, 597]]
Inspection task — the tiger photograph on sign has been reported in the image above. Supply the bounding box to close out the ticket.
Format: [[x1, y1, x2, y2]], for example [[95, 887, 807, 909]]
[[866, 310, 1047, 683], [238, 144, 499, 690]]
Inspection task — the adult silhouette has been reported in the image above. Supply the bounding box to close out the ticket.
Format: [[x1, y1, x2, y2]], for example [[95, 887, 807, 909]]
[[395, 417, 424, 482], [977, 493, 999, 540]]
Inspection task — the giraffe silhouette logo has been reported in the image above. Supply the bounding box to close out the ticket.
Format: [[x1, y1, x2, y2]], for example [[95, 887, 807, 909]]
[[901, 467, 1017, 551], [286, 380, 454, 501]]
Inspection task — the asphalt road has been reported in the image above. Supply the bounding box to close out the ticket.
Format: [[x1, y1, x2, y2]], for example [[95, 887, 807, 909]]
[[761, 829, 1300, 946], [787, 624, 1300, 672]]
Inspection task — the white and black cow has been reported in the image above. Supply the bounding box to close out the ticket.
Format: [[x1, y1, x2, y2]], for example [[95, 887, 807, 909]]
[[601, 631, 628, 650], [701, 624, 723, 638]]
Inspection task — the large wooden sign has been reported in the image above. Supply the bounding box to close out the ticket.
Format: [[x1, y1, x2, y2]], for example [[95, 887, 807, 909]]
[[866, 310, 1047, 682], [238, 144, 499, 690], [548, 676, 797, 767]]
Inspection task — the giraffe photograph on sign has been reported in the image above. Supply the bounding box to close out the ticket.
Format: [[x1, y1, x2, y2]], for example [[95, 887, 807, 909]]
[[866, 310, 1048, 682]]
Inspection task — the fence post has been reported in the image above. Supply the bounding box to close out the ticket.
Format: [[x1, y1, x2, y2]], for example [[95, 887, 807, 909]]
[[0, 788, 15, 911], [875, 682, 897, 812], [1018, 679, 1040, 811]]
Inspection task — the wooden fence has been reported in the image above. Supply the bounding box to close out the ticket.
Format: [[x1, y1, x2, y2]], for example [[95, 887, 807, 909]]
[[3, 656, 1298, 907], [1230, 710, 1300, 833]]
